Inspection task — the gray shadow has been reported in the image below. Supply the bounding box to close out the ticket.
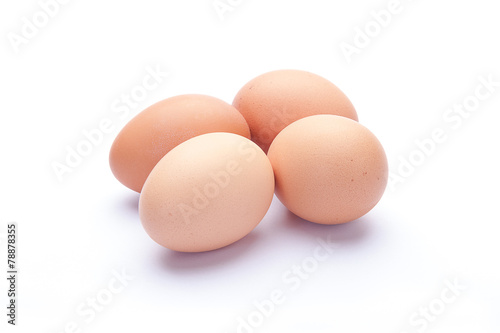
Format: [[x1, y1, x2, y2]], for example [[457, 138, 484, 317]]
[[279, 205, 373, 245], [121, 192, 140, 215], [158, 230, 263, 272]]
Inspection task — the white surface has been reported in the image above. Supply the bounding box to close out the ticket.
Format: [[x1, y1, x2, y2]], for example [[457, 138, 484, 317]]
[[1, 0, 499, 332]]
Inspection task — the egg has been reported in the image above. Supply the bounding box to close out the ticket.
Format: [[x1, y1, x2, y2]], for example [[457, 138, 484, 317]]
[[233, 69, 358, 153], [109, 94, 250, 193], [268, 115, 388, 225], [139, 132, 275, 252]]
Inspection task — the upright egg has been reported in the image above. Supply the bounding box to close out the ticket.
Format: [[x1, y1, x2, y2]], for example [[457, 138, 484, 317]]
[[109, 94, 250, 192], [139, 133, 274, 252], [233, 69, 358, 152], [268, 115, 388, 225]]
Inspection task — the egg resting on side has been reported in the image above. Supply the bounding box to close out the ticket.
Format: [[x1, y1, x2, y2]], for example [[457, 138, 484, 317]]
[[268, 115, 388, 225], [233, 69, 358, 153], [139, 132, 274, 252], [109, 94, 251, 193]]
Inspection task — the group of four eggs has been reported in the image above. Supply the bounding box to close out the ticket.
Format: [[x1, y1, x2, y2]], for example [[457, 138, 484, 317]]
[[109, 70, 388, 253]]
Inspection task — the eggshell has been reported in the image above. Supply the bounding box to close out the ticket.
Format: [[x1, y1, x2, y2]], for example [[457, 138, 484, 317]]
[[139, 132, 274, 252], [233, 69, 358, 153], [268, 115, 388, 225], [109, 94, 251, 193]]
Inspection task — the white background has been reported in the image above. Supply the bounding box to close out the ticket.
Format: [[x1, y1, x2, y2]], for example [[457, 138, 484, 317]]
[[1, 0, 499, 332]]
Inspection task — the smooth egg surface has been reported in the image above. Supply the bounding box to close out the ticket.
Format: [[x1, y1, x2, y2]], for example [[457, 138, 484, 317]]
[[233, 69, 358, 153], [139, 132, 274, 252], [110, 94, 250, 192], [268, 115, 388, 225]]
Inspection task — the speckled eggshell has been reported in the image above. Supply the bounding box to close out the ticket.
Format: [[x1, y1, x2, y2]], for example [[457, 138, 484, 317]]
[[233, 69, 358, 153], [109, 94, 251, 193], [139, 132, 275, 252], [268, 115, 388, 225]]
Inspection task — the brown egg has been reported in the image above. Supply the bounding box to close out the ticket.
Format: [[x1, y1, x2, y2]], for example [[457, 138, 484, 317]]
[[109, 94, 250, 192], [139, 132, 275, 252], [268, 115, 388, 225], [233, 69, 358, 153]]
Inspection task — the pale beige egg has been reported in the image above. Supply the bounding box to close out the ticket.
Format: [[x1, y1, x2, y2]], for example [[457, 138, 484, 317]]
[[268, 115, 388, 225], [139, 132, 274, 252]]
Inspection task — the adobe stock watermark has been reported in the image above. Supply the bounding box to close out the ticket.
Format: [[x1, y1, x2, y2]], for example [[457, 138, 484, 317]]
[[51, 64, 169, 182], [51, 268, 134, 333], [213, 0, 245, 21], [7, 0, 71, 54], [400, 278, 466, 333], [234, 235, 339, 333], [339, 0, 417, 64], [178, 139, 258, 225], [389, 74, 499, 191]]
